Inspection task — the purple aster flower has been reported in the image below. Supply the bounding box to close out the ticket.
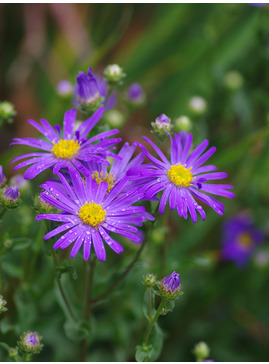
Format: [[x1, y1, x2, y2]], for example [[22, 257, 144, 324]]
[[126, 83, 145, 105], [128, 132, 234, 222], [57, 80, 73, 97], [0, 166, 5, 186], [3, 186, 19, 201], [36, 167, 154, 261], [85, 142, 144, 193], [222, 214, 264, 266], [10, 107, 121, 179], [161, 271, 180, 293], [75, 67, 117, 110]]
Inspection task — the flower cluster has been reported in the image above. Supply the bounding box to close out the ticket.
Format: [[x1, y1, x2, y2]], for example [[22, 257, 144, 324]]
[[9, 64, 234, 263]]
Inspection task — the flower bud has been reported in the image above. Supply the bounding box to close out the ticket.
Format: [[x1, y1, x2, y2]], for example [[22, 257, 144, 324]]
[[104, 64, 125, 84], [0, 101, 16, 125], [0, 186, 21, 209], [18, 331, 43, 354], [104, 110, 125, 128], [8, 347, 19, 361], [175, 116, 192, 132], [159, 271, 183, 300], [0, 166, 6, 187], [193, 341, 210, 361], [189, 96, 207, 115], [224, 70, 244, 91], [142, 273, 157, 288], [57, 80, 74, 98], [33, 194, 57, 214], [75, 68, 104, 111], [0, 295, 7, 313], [126, 83, 145, 106]]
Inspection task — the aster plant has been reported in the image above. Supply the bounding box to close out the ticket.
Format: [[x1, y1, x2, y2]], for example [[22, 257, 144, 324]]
[[4, 61, 236, 363]]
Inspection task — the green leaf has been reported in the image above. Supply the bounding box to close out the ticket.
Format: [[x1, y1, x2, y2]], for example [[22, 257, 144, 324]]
[[0, 342, 10, 352]]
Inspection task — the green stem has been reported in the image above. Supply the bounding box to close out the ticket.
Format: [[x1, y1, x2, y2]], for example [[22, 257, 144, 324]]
[[80, 256, 96, 361], [0, 208, 7, 220], [143, 300, 164, 346], [52, 253, 78, 322], [147, 288, 152, 323], [90, 240, 146, 305]]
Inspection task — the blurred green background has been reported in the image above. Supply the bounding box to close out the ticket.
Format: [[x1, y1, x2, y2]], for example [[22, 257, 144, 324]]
[[1, 3, 269, 362]]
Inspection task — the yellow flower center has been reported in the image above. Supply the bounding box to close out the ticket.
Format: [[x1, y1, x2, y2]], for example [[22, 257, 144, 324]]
[[92, 171, 116, 193], [78, 202, 106, 227], [237, 232, 252, 248], [52, 139, 80, 159], [167, 164, 193, 187]]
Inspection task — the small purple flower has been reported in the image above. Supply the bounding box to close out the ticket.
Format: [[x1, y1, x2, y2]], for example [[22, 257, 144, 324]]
[[75, 67, 117, 110], [3, 186, 19, 201], [0, 166, 5, 186], [159, 271, 182, 300], [222, 214, 264, 266], [126, 83, 145, 104], [128, 132, 234, 222], [18, 331, 43, 354], [57, 80, 73, 97], [161, 271, 180, 293], [152, 114, 172, 134], [36, 167, 154, 261], [10, 107, 121, 179]]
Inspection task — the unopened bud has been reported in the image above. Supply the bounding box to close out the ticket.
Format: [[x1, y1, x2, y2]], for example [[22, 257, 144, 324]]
[[194, 341, 210, 361], [175, 116, 192, 132], [33, 194, 57, 214], [159, 271, 183, 300], [18, 331, 43, 354], [0, 186, 21, 209], [104, 110, 125, 128], [189, 96, 207, 115], [0, 295, 7, 313], [0, 101, 16, 125], [142, 273, 157, 288], [104, 64, 125, 84], [224, 70, 243, 91]]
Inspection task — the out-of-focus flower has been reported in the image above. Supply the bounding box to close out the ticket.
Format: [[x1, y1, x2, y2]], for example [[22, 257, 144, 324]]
[[189, 96, 207, 115], [10, 107, 121, 179], [174, 116, 192, 133], [222, 214, 264, 266], [128, 132, 234, 222], [0, 101, 16, 125], [194, 342, 210, 361], [104, 110, 125, 128], [36, 167, 154, 261], [75, 67, 117, 111], [0, 166, 6, 187], [10, 175, 29, 192], [104, 64, 125, 84], [224, 71, 244, 91], [0, 186, 21, 209], [126, 83, 145, 106], [254, 250, 269, 268], [0, 295, 7, 313], [18, 331, 43, 354], [57, 80, 74, 98]]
